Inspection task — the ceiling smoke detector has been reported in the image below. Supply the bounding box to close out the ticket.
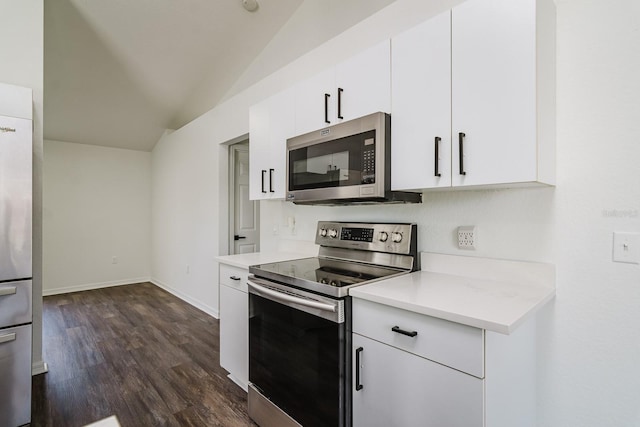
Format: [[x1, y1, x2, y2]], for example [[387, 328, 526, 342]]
[[242, 0, 259, 12]]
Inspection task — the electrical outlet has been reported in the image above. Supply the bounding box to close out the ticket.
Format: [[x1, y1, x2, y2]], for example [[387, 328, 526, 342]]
[[458, 226, 476, 249]]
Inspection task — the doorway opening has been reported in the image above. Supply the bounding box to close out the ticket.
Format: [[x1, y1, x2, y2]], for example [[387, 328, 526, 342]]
[[229, 140, 260, 254]]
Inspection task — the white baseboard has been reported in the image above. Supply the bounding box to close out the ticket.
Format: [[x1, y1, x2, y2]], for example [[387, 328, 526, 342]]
[[32, 360, 48, 376], [42, 277, 152, 296], [150, 278, 219, 319]]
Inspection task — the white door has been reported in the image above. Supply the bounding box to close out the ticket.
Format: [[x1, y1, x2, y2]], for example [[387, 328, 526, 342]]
[[232, 143, 259, 254], [391, 11, 452, 191], [451, 0, 537, 186], [352, 334, 483, 427], [294, 68, 335, 135]]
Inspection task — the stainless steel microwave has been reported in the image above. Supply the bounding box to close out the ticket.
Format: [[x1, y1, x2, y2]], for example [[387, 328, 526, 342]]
[[286, 112, 421, 205]]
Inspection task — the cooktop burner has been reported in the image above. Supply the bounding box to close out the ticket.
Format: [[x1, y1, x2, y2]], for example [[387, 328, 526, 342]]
[[249, 222, 418, 298]]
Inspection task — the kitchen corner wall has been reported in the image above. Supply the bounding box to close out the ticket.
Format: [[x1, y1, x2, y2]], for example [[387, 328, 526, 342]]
[[0, 0, 45, 374], [43, 140, 151, 295], [149, 0, 640, 425]]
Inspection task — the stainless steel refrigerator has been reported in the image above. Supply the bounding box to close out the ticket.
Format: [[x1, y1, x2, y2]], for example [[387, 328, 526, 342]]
[[1, 113, 33, 426]]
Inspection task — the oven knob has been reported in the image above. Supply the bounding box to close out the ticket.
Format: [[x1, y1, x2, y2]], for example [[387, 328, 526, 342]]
[[319, 228, 328, 237], [391, 232, 403, 243], [320, 278, 328, 284], [330, 281, 338, 287], [328, 229, 338, 238], [378, 231, 389, 242]]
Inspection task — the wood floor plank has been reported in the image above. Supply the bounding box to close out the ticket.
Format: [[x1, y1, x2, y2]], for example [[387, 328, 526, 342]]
[[31, 282, 256, 427]]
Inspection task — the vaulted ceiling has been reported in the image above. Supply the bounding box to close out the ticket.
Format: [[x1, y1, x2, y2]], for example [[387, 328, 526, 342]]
[[44, 0, 396, 152]]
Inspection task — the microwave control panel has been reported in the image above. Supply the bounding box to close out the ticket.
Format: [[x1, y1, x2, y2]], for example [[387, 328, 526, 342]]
[[361, 137, 376, 184]]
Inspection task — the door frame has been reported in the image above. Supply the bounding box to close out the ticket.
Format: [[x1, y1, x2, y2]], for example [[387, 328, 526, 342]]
[[228, 139, 259, 255]]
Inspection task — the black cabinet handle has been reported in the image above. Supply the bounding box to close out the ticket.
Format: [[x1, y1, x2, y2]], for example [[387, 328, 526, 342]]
[[230, 276, 241, 281], [233, 235, 246, 241], [434, 136, 441, 177], [458, 132, 466, 175], [337, 88, 344, 119], [355, 347, 364, 391], [269, 168, 275, 192], [261, 170, 267, 193], [392, 326, 418, 338], [324, 93, 331, 124]]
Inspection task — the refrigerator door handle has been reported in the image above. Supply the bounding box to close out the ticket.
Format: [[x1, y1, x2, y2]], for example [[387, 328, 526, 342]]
[[0, 287, 17, 297], [0, 333, 17, 344]]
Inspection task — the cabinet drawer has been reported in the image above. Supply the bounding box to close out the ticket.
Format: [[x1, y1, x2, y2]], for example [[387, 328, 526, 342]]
[[220, 264, 249, 292], [0, 280, 32, 329], [352, 298, 484, 377], [0, 324, 32, 427]]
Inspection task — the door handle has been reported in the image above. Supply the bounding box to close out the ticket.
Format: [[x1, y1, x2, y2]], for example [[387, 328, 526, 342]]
[[355, 346, 364, 391], [324, 93, 331, 124], [234, 235, 246, 241], [458, 132, 466, 175], [0, 333, 17, 344], [261, 169, 267, 193], [269, 168, 275, 192], [0, 286, 17, 296], [434, 136, 441, 177], [337, 87, 344, 119]]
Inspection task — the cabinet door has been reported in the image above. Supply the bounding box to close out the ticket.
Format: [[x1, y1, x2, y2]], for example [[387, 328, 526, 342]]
[[352, 334, 483, 427], [452, 0, 537, 186], [267, 87, 295, 199], [294, 68, 335, 135], [219, 284, 248, 390], [249, 88, 295, 200], [391, 12, 452, 190], [335, 40, 391, 123], [249, 99, 272, 200]]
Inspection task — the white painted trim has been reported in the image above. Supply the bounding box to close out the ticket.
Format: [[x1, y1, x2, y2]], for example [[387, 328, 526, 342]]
[[150, 278, 219, 319], [42, 277, 151, 296], [32, 360, 48, 376]]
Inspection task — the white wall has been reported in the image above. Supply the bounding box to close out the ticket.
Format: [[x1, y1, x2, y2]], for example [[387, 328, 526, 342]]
[[43, 140, 151, 294], [150, 0, 640, 424], [0, 0, 45, 374]]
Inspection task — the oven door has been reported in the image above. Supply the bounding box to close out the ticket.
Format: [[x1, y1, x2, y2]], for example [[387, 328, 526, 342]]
[[248, 277, 350, 427]]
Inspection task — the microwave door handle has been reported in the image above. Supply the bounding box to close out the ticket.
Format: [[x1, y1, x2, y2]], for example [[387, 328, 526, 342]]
[[247, 280, 336, 313]]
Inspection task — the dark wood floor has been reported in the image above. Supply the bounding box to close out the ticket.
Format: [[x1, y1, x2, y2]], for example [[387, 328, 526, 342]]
[[31, 282, 256, 427]]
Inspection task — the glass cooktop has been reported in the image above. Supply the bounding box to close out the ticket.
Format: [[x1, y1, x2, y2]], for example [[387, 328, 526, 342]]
[[250, 257, 405, 297]]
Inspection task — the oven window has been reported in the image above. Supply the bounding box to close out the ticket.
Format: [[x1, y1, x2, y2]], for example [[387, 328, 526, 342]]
[[288, 130, 375, 190], [249, 293, 346, 427]]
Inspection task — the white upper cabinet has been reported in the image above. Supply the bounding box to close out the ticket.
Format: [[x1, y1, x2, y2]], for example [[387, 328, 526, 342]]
[[391, 0, 555, 190], [294, 40, 391, 136], [249, 87, 295, 200], [391, 11, 452, 190]]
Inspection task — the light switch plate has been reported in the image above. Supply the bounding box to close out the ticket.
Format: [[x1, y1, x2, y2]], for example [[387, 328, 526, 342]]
[[612, 232, 640, 264]]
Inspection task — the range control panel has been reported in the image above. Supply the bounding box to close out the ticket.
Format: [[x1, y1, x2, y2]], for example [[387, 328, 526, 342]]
[[315, 221, 416, 255]]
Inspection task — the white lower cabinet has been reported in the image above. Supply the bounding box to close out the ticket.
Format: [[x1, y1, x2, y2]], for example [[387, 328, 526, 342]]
[[352, 298, 537, 427], [219, 264, 249, 391], [352, 333, 483, 427]]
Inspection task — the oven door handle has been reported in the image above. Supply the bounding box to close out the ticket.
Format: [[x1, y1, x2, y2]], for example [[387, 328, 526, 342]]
[[247, 280, 337, 313]]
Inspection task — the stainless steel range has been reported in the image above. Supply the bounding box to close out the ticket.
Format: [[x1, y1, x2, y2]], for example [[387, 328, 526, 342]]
[[247, 221, 418, 427]]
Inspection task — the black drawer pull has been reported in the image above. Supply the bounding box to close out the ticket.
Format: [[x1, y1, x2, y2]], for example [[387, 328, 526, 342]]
[[355, 346, 364, 391], [392, 326, 418, 337], [230, 276, 241, 281]]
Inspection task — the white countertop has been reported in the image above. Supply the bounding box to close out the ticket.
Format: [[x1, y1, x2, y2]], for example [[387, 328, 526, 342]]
[[215, 251, 313, 269], [349, 253, 555, 335]]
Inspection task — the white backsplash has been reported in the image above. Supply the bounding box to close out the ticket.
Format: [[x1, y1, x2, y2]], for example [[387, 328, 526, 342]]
[[260, 186, 556, 264]]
